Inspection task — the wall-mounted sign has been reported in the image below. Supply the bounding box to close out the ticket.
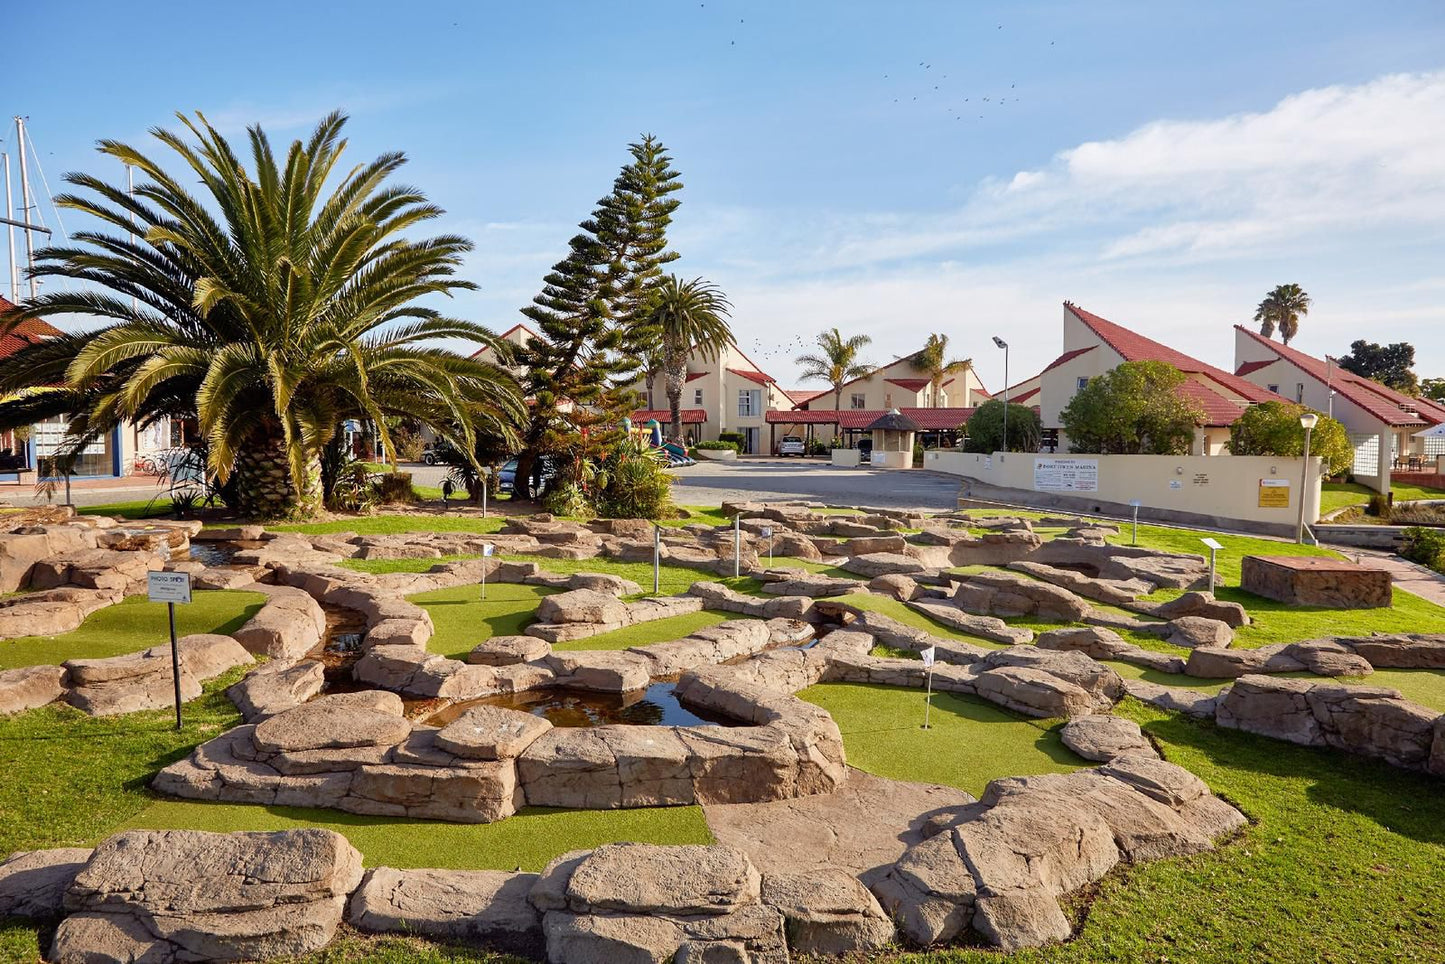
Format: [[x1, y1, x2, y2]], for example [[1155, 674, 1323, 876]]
[[1192, 473, 1210, 486], [1258, 478, 1290, 508], [1033, 457, 1098, 492], [983, 456, 993, 470], [1169, 479, 1183, 490]]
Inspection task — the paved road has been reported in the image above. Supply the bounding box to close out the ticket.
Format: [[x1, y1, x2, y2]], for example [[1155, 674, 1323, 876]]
[[667, 458, 963, 511]]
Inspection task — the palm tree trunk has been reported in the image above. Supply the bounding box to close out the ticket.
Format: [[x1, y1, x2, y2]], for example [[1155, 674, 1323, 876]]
[[230, 435, 321, 520], [645, 371, 656, 410], [664, 347, 687, 443]]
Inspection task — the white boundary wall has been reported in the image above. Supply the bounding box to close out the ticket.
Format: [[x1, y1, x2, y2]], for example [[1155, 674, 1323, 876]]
[[924, 451, 1323, 527]]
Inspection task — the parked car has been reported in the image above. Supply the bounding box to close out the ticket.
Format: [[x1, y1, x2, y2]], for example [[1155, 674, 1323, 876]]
[[419, 443, 444, 465], [778, 435, 806, 457], [498, 456, 558, 498], [857, 438, 873, 463]]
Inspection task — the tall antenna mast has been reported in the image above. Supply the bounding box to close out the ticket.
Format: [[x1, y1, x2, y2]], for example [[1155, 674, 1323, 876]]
[[14, 117, 36, 299], [3, 151, 15, 301]]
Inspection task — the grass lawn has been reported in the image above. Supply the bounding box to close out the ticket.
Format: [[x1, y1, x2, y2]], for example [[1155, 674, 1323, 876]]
[[1351, 668, 1445, 713], [272, 515, 509, 536], [77, 497, 176, 520], [1322, 479, 1445, 514], [118, 800, 711, 872], [0, 590, 265, 671], [831, 592, 1007, 648], [402, 581, 738, 658], [799, 682, 1084, 797]]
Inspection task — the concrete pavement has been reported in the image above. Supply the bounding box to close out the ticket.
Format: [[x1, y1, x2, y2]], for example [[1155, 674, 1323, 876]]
[[667, 458, 962, 511]]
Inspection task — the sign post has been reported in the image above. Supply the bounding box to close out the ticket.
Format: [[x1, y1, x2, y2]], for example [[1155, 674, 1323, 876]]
[[147, 571, 192, 730], [760, 526, 773, 567], [921, 645, 936, 730], [1129, 499, 1141, 546], [481, 543, 494, 599], [1200, 538, 1223, 591]]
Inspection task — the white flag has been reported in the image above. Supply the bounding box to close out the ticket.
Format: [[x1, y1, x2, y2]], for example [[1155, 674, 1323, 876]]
[[482, 544, 494, 557], [921, 646, 936, 668]]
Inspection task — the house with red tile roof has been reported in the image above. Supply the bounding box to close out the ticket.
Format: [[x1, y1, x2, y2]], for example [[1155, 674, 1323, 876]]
[[620, 342, 791, 453], [1037, 303, 1285, 456], [1233, 326, 1445, 492]]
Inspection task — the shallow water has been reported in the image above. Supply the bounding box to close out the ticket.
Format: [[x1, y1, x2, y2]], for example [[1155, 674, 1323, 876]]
[[187, 540, 264, 566], [425, 681, 743, 729]]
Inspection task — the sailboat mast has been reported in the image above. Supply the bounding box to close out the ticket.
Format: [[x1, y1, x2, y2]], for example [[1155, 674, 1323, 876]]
[[14, 117, 36, 300]]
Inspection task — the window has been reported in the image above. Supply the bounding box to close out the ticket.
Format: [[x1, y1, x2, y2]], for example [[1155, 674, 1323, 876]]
[[738, 389, 760, 417], [1266, 384, 1279, 393], [850, 393, 866, 409], [694, 388, 703, 405], [1295, 383, 1304, 403], [1076, 377, 1089, 392]]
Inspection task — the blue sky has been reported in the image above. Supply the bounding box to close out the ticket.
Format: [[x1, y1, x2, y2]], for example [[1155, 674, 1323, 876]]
[[8, 0, 1445, 393]]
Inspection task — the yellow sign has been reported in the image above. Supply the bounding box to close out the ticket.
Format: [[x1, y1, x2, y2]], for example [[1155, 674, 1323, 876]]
[[1258, 479, 1290, 508]]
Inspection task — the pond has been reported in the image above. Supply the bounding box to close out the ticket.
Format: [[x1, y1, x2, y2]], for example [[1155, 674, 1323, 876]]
[[425, 682, 743, 729]]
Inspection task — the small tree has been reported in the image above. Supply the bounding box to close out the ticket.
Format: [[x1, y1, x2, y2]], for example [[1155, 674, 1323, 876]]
[[1060, 361, 1204, 455], [796, 329, 872, 410], [1254, 283, 1310, 345], [1226, 401, 1353, 476], [965, 399, 1041, 452], [1422, 377, 1445, 403], [914, 333, 972, 407], [645, 275, 733, 443], [1337, 340, 1420, 395]]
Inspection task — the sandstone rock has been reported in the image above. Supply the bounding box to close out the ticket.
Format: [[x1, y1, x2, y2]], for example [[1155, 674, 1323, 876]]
[[252, 691, 410, 754], [1008, 560, 1153, 605], [347, 866, 542, 955], [227, 659, 326, 722], [868, 828, 976, 945], [1215, 674, 1323, 745], [971, 891, 1072, 952], [544, 911, 683, 964], [839, 552, 928, 578], [1167, 616, 1234, 649], [904, 600, 1035, 645], [436, 706, 553, 760], [566, 571, 643, 595], [544, 650, 652, 692], [1341, 633, 1445, 669], [1034, 625, 1131, 659], [54, 829, 363, 963], [1098, 753, 1208, 808], [868, 573, 921, 601], [761, 869, 894, 954], [536, 588, 628, 626], [0, 663, 67, 714], [232, 586, 325, 659], [1121, 678, 1219, 718], [565, 843, 761, 916], [1151, 590, 1250, 627], [1060, 715, 1156, 761], [1241, 554, 1392, 608], [952, 570, 1091, 622], [469, 634, 551, 665], [0, 847, 91, 917]]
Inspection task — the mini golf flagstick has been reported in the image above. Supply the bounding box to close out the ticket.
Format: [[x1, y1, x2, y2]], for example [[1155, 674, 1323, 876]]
[[481, 542, 494, 599], [1201, 537, 1223, 591], [653, 524, 661, 595], [760, 525, 773, 566], [921, 645, 936, 729], [1129, 499, 1141, 546]]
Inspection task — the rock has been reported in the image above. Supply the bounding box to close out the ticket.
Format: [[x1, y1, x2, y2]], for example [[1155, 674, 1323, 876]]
[[1167, 616, 1234, 649], [252, 691, 410, 754], [544, 912, 683, 964], [436, 706, 553, 760], [544, 650, 653, 692], [1340, 634, 1445, 669], [904, 600, 1035, 645], [839, 552, 928, 578], [1152, 590, 1250, 627], [760, 870, 895, 955], [1240, 554, 1392, 609], [1120, 679, 1219, 718], [227, 659, 326, 722], [536, 588, 629, 625], [869, 828, 976, 945], [1060, 715, 1157, 761], [0, 663, 67, 714], [1034, 625, 1131, 659], [469, 635, 551, 665], [54, 829, 363, 963], [63, 646, 205, 717], [971, 891, 1073, 952], [566, 571, 643, 596], [347, 866, 542, 955], [1214, 674, 1323, 745], [952, 571, 1091, 622], [868, 573, 921, 601], [0, 847, 91, 917], [232, 586, 325, 659], [565, 843, 761, 916], [1007, 560, 1153, 605]]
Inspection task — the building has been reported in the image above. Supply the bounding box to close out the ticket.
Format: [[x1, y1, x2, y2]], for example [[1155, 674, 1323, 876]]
[[623, 344, 790, 454], [1233, 326, 1445, 492], [1030, 303, 1282, 455], [469, 322, 543, 377]]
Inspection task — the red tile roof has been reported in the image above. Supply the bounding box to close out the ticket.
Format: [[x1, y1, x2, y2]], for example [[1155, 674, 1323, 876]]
[[685, 371, 709, 383], [782, 387, 828, 406], [469, 321, 542, 358], [0, 296, 63, 360], [1000, 346, 1097, 401], [1233, 326, 1445, 427], [1234, 359, 1274, 377], [727, 367, 775, 385], [632, 409, 707, 425], [885, 377, 930, 391], [1007, 387, 1041, 405], [766, 407, 975, 430]]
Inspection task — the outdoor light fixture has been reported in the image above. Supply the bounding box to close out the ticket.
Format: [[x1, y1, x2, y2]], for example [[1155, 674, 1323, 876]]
[[1297, 413, 1319, 544], [993, 337, 1009, 458]]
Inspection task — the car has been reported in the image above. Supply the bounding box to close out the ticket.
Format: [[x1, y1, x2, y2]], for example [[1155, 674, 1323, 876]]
[[498, 456, 558, 498], [778, 435, 806, 457], [420, 443, 445, 465], [857, 438, 873, 463]]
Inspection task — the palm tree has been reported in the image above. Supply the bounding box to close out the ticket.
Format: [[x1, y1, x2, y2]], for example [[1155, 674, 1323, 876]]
[[0, 111, 525, 519], [644, 275, 733, 442], [796, 329, 873, 411], [1255, 284, 1311, 346], [914, 333, 973, 407]]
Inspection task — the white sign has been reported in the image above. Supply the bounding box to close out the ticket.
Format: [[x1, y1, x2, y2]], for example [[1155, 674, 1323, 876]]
[[920, 646, 936, 668], [1169, 479, 1183, 490], [147, 571, 192, 604], [1129, 499, 1142, 507], [759, 526, 773, 538], [1201, 538, 1224, 551], [984, 456, 993, 470], [1033, 457, 1098, 492], [482, 544, 495, 557]]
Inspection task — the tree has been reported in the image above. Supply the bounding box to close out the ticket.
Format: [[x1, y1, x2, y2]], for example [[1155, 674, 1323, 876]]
[[513, 137, 683, 497], [645, 276, 733, 442], [796, 329, 873, 411], [1422, 377, 1445, 403], [1254, 283, 1311, 345], [1060, 361, 1205, 455], [965, 399, 1041, 452], [1226, 401, 1353, 476], [0, 112, 523, 519], [1337, 339, 1421, 394], [914, 333, 972, 407]]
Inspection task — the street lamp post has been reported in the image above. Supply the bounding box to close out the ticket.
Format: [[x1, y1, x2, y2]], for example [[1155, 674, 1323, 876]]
[[1296, 412, 1318, 545], [992, 336, 1009, 457]]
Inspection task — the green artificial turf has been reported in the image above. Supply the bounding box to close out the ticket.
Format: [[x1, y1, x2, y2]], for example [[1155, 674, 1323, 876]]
[[799, 682, 1085, 797], [549, 610, 738, 652], [77, 498, 177, 520], [0, 590, 265, 670], [118, 800, 712, 871], [272, 515, 509, 536], [830, 592, 1008, 648], [1104, 659, 1232, 693], [1348, 668, 1445, 713]]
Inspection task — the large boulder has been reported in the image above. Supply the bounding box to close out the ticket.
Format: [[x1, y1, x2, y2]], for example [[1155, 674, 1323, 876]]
[[0, 663, 68, 715], [951, 571, 1091, 622], [1152, 590, 1250, 627], [1166, 616, 1234, 649], [535, 588, 628, 626], [760, 870, 895, 955], [0, 847, 92, 918], [227, 659, 326, 722], [252, 690, 410, 754], [1060, 715, 1157, 762], [347, 866, 543, 955], [436, 706, 553, 761], [52, 829, 363, 963]]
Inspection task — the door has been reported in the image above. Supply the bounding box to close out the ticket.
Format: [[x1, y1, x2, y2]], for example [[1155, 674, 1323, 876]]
[[743, 428, 760, 455]]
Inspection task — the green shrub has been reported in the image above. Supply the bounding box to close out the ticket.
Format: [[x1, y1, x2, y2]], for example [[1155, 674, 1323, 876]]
[[913, 441, 924, 467], [373, 472, 417, 504], [1400, 527, 1445, 572], [696, 440, 739, 452], [965, 399, 1043, 453], [806, 437, 830, 456], [718, 431, 744, 450], [596, 440, 674, 519], [1365, 493, 1392, 519]]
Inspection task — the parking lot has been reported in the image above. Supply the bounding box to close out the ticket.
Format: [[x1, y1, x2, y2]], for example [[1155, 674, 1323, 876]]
[[667, 457, 963, 510]]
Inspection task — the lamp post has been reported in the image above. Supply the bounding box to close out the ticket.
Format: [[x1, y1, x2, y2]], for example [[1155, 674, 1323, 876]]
[[992, 336, 1009, 457], [1296, 412, 1318, 545]]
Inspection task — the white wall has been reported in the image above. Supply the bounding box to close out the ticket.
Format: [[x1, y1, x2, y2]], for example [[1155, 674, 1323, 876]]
[[924, 450, 1324, 526]]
